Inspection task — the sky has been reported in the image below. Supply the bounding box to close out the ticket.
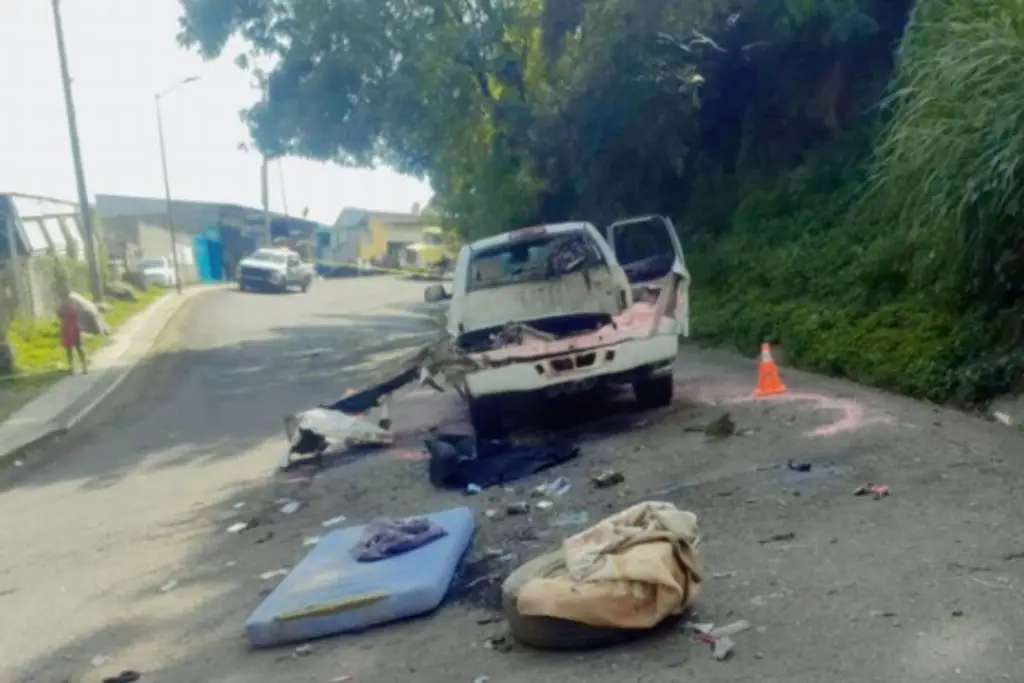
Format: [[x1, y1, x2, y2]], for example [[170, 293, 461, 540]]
[[0, 0, 433, 225]]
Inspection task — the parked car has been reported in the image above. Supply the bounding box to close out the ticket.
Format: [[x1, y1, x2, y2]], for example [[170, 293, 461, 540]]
[[427, 216, 689, 437], [138, 257, 177, 288], [236, 247, 315, 293]]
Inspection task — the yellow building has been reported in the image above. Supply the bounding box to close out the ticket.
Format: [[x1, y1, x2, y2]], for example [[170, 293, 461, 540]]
[[322, 208, 440, 268]]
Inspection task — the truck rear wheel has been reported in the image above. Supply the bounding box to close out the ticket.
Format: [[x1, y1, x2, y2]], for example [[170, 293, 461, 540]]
[[469, 394, 506, 439], [301, 278, 311, 293], [633, 374, 674, 409]]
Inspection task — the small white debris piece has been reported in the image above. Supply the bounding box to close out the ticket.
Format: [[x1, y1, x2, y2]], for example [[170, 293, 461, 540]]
[[159, 580, 179, 593], [535, 500, 554, 510], [321, 515, 347, 528], [303, 536, 322, 547], [233, 502, 246, 509], [280, 501, 301, 515], [13, 460, 23, 467], [709, 620, 751, 639], [294, 643, 313, 656], [993, 411, 1013, 426], [260, 569, 290, 580], [227, 522, 249, 534], [91, 655, 111, 668], [224, 560, 237, 568], [712, 635, 736, 660]]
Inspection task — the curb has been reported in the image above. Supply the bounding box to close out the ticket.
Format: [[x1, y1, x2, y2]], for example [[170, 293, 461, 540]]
[[0, 287, 222, 468]]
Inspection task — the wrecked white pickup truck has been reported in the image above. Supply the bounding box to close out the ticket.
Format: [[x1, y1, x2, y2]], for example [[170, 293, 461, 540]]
[[427, 216, 690, 437]]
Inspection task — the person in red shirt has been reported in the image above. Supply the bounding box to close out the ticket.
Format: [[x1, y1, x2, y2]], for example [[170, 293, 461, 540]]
[[57, 293, 87, 374]]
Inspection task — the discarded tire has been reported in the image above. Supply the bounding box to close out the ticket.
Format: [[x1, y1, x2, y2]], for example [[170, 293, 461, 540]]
[[501, 551, 681, 650]]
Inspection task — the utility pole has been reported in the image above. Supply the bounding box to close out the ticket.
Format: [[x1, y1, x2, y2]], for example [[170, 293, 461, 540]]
[[261, 156, 272, 245], [155, 76, 199, 295], [51, 0, 103, 303]]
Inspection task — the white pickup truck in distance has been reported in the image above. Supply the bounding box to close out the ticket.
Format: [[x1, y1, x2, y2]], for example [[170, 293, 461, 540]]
[[236, 247, 315, 293], [430, 216, 690, 437]]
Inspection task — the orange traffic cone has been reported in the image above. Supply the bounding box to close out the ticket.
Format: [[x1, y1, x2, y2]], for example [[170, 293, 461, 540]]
[[754, 343, 786, 397]]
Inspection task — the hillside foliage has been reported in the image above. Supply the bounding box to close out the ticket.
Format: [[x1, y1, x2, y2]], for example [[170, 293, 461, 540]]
[[178, 0, 1024, 404]]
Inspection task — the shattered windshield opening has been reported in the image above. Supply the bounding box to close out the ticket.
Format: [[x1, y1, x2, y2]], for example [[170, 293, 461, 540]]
[[468, 231, 606, 291]]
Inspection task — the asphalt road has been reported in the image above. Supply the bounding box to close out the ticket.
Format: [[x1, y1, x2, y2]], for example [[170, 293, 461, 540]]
[[1, 276, 1023, 683], [0, 276, 441, 683]]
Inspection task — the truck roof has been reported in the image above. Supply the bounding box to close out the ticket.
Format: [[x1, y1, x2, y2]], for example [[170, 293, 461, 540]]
[[468, 221, 595, 252]]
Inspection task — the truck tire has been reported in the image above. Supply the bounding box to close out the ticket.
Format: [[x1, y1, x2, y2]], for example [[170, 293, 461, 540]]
[[633, 373, 674, 409], [469, 395, 506, 439], [502, 551, 683, 650], [301, 277, 311, 293]]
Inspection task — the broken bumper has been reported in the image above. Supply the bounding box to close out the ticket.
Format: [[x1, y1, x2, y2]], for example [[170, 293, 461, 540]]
[[466, 334, 679, 397]]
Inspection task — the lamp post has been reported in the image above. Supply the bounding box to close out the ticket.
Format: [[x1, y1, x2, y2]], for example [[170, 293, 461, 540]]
[[155, 76, 199, 294], [51, 0, 103, 303]]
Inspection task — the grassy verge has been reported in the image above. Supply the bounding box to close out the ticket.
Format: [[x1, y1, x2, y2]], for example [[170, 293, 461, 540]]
[[0, 287, 166, 421], [686, 140, 1023, 407]]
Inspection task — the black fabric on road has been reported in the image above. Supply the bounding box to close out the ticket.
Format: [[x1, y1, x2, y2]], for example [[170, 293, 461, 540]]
[[426, 433, 580, 489]]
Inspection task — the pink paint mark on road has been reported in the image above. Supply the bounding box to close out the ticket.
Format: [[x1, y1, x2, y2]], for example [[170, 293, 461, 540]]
[[677, 376, 895, 438]]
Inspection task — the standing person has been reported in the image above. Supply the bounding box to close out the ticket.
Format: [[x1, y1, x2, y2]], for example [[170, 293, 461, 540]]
[[57, 292, 87, 374]]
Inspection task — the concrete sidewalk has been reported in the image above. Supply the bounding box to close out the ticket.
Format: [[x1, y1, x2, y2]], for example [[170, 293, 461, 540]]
[[0, 286, 220, 464]]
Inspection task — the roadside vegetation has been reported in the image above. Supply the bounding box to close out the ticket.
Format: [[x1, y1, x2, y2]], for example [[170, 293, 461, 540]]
[[179, 0, 1023, 405], [0, 257, 165, 420]]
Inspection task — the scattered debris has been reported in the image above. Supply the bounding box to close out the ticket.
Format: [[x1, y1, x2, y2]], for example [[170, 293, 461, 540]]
[[233, 502, 246, 509], [591, 470, 625, 488], [550, 511, 590, 527], [710, 571, 737, 579], [255, 531, 274, 544], [749, 592, 784, 606], [786, 459, 811, 472], [506, 502, 530, 515], [473, 677, 490, 683], [303, 536, 322, 547], [484, 635, 513, 653], [484, 509, 499, 519], [870, 610, 897, 618], [426, 433, 580, 490], [224, 560, 237, 568], [294, 644, 313, 657], [227, 520, 257, 534], [992, 411, 1013, 426], [535, 500, 554, 510], [158, 580, 178, 593], [13, 459, 23, 467], [686, 620, 750, 661], [712, 636, 735, 660], [686, 412, 735, 438], [952, 609, 964, 617], [260, 569, 290, 580], [533, 477, 571, 497], [759, 532, 796, 545], [321, 515, 348, 528], [328, 677, 353, 683], [853, 483, 890, 499], [280, 501, 301, 515], [101, 671, 141, 683], [466, 483, 483, 495], [91, 655, 112, 668]]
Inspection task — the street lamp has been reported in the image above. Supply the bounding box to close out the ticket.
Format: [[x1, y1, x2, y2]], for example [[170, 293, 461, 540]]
[[155, 76, 200, 294]]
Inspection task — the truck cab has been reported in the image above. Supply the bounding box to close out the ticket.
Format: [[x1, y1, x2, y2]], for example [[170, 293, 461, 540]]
[[435, 216, 690, 436]]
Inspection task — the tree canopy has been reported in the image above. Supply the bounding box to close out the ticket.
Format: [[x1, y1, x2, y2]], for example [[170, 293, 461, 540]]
[[179, 0, 1023, 404]]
